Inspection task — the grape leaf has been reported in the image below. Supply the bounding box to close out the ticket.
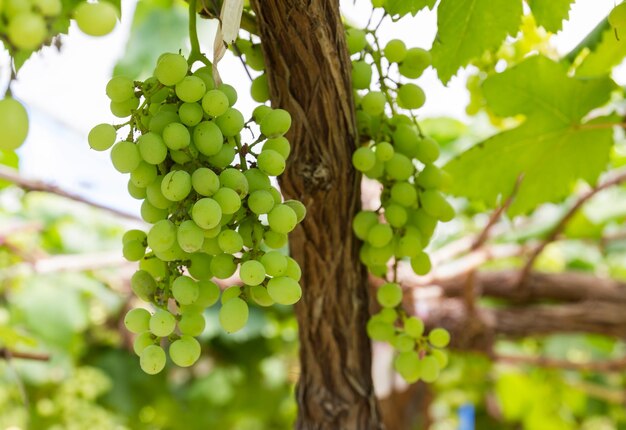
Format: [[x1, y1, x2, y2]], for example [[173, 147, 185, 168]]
[[444, 55, 617, 215], [431, 0, 523, 83], [527, 0, 574, 33], [385, 0, 437, 18], [576, 26, 626, 77]]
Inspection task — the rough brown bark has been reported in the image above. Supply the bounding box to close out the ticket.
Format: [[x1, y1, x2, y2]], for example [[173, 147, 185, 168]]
[[250, 2, 382, 429]]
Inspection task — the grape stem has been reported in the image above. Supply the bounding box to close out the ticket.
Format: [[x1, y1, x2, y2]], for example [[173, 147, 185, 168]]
[[187, 0, 212, 67]]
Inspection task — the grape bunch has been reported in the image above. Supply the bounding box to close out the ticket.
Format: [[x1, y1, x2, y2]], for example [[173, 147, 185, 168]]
[[0, 0, 118, 152], [347, 28, 454, 383], [88, 52, 305, 375]]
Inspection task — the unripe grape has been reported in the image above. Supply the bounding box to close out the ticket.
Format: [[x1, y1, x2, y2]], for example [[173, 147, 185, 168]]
[[219, 168, 249, 198], [431, 349, 448, 369], [377, 282, 403, 308], [172, 276, 200, 305], [384, 204, 407, 227], [244, 44, 265, 71], [146, 178, 171, 209], [415, 136, 440, 164], [219, 297, 249, 333], [384, 153, 414, 181], [216, 108, 244, 137], [176, 76, 206, 103], [111, 141, 141, 173], [398, 84, 426, 110], [353, 211, 378, 240], [88, 123, 115, 151], [420, 189, 453, 220], [147, 219, 176, 252], [352, 61, 372, 89], [218, 229, 243, 253], [268, 204, 297, 234], [264, 230, 288, 248], [0, 98, 29, 151], [248, 190, 275, 214], [404, 316, 425, 338], [284, 257, 302, 281], [257, 149, 286, 176], [261, 251, 288, 276], [140, 345, 166, 375], [251, 74, 270, 102], [393, 124, 420, 157], [149, 309, 176, 337], [207, 144, 236, 168], [131, 270, 157, 301], [8, 13, 47, 50], [375, 141, 394, 161], [263, 137, 291, 159], [177, 220, 204, 252], [218, 83, 238, 106], [149, 111, 179, 134], [396, 229, 422, 258], [130, 162, 157, 188], [137, 132, 168, 164], [74, 1, 118, 37], [609, 3, 626, 28], [240, 260, 266, 286], [267, 276, 302, 305], [428, 328, 450, 348], [161, 170, 191, 201], [123, 240, 146, 261], [420, 356, 440, 382], [192, 198, 222, 229], [210, 253, 237, 279], [195, 280, 220, 307], [163, 122, 190, 150], [188, 253, 213, 281], [123, 229, 147, 244], [384, 39, 407, 63], [124, 308, 151, 333], [399, 47, 431, 79], [213, 187, 242, 214], [346, 28, 367, 54], [169, 335, 201, 367], [352, 147, 376, 172], [390, 182, 418, 207], [260, 109, 291, 137], [193, 121, 224, 156], [110, 96, 139, 118], [106, 76, 135, 102], [367, 223, 393, 247], [416, 164, 443, 189], [202, 89, 229, 117], [394, 333, 415, 352], [283, 200, 306, 223], [139, 258, 167, 280], [394, 351, 421, 383], [179, 102, 204, 126], [194, 66, 215, 89], [34, 0, 62, 17], [250, 285, 274, 307], [361, 92, 387, 116], [367, 318, 395, 342], [410, 251, 431, 275], [133, 332, 155, 356], [155, 53, 188, 86]]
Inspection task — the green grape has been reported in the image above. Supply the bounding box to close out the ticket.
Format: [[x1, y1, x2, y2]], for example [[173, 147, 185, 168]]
[[352, 147, 376, 172], [390, 182, 417, 207], [193, 66, 215, 89], [384, 153, 414, 181], [268, 186, 283, 204], [169, 335, 201, 367], [239, 218, 264, 248], [251, 74, 270, 102], [250, 285, 274, 307], [364, 159, 385, 179], [213, 187, 241, 215], [8, 12, 47, 50], [202, 89, 230, 117], [346, 28, 367, 54], [609, 3, 626, 28], [149, 309, 176, 337], [399, 47, 431, 79], [110, 96, 139, 118], [123, 240, 146, 261], [421, 189, 453, 221], [155, 53, 188, 86], [397, 84, 426, 110], [377, 308, 397, 323], [260, 109, 291, 137], [188, 253, 213, 280], [218, 230, 243, 253], [146, 177, 172, 209], [221, 286, 242, 303], [261, 251, 287, 276], [428, 327, 450, 348], [195, 279, 220, 307], [74, 1, 118, 36], [106, 76, 135, 102], [416, 164, 443, 189], [88, 123, 116, 151], [264, 230, 288, 248], [0, 98, 29, 151], [394, 351, 421, 383], [248, 190, 275, 214], [394, 334, 415, 352], [283, 200, 306, 223], [431, 349, 448, 369], [253, 105, 272, 123], [384, 39, 407, 63], [391, 125, 419, 158], [172, 276, 200, 305], [366, 241, 394, 266], [377, 282, 403, 308], [140, 345, 167, 375], [284, 257, 302, 281], [366, 318, 395, 342], [263, 136, 291, 159], [244, 44, 265, 71], [409, 209, 437, 241], [396, 229, 422, 258], [154, 241, 187, 262], [216, 108, 244, 137], [210, 253, 237, 279], [161, 170, 191, 201], [175, 76, 207, 103], [384, 204, 407, 227], [147, 220, 177, 252], [420, 356, 440, 383], [404, 316, 424, 338], [202, 236, 223, 255], [375, 141, 394, 161], [192, 198, 223, 229], [193, 121, 224, 156], [219, 168, 249, 197], [139, 257, 167, 280], [240, 260, 266, 286], [415, 136, 440, 164], [111, 141, 141, 173], [219, 297, 249, 333], [352, 60, 372, 89], [33, 0, 62, 17], [191, 167, 220, 196], [149, 111, 179, 134], [177, 220, 204, 252], [257, 149, 286, 176], [133, 331, 155, 356], [267, 276, 302, 305], [162, 122, 190, 150], [123, 229, 146, 244], [361, 91, 387, 116], [137, 132, 168, 164], [179, 102, 204, 126], [207, 144, 236, 168], [353, 211, 378, 240], [410, 251, 431, 275], [130, 162, 157, 187], [367, 223, 393, 247], [268, 204, 297, 234], [218, 83, 238, 106], [124, 308, 151, 334]]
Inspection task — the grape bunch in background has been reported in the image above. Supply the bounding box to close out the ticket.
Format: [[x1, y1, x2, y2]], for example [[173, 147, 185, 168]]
[[89, 52, 305, 375], [0, 0, 118, 152], [347, 25, 452, 383]]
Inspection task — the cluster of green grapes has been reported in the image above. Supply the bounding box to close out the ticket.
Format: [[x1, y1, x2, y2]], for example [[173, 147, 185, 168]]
[[0, 1, 118, 153], [346, 27, 453, 383], [88, 52, 305, 374]]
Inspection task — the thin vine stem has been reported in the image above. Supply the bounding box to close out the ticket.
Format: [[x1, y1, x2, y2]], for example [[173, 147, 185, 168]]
[[187, 0, 212, 67]]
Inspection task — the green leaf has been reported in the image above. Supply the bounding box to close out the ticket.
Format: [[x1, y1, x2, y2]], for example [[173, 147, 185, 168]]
[[444, 55, 617, 215], [384, 0, 436, 17], [527, 0, 574, 33], [431, 0, 523, 83], [575, 26, 626, 77]]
